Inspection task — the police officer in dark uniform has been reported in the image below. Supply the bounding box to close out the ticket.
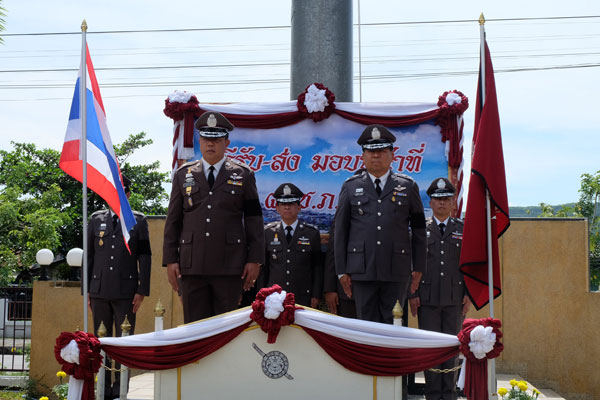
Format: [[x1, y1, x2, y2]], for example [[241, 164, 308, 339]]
[[163, 111, 265, 323], [334, 124, 427, 324], [324, 219, 356, 318], [87, 176, 151, 399], [262, 183, 323, 307], [409, 177, 471, 400]]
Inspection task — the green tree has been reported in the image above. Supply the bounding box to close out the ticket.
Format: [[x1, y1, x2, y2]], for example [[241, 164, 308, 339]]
[[578, 171, 600, 258], [0, 1, 6, 45], [0, 133, 169, 283], [537, 202, 583, 218]]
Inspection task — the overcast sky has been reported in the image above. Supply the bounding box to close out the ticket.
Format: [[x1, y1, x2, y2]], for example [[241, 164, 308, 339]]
[[1, 0, 599, 207]]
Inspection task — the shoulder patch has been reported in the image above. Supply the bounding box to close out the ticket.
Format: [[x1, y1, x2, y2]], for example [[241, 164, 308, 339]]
[[177, 160, 200, 172], [228, 158, 252, 171]]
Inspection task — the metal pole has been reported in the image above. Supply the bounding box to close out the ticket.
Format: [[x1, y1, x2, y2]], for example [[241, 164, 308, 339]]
[[357, 0, 363, 102], [81, 19, 89, 334], [120, 316, 131, 400], [480, 13, 497, 399], [290, 0, 353, 101]]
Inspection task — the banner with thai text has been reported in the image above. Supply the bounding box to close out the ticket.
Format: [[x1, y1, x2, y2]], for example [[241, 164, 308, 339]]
[[190, 113, 448, 231]]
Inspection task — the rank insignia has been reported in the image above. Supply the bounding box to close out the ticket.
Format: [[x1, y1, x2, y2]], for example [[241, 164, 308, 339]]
[[227, 179, 243, 186]]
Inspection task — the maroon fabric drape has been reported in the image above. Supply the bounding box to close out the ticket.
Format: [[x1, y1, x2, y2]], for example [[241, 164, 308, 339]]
[[198, 108, 306, 129], [333, 109, 439, 128], [183, 113, 196, 148], [102, 322, 251, 370], [303, 327, 459, 376], [458, 318, 503, 400], [54, 331, 102, 400]]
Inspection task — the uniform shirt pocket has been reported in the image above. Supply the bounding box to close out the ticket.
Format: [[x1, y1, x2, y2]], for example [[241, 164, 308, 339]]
[[350, 196, 369, 217], [346, 241, 365, 274]]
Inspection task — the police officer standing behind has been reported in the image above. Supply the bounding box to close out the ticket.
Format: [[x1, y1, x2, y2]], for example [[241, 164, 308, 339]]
[[87, 176, 151, 399], [163, 111, 265, 323], [409, 177, 471, 400], [334, 125, 427, 324], [263, 183, 322, 307]]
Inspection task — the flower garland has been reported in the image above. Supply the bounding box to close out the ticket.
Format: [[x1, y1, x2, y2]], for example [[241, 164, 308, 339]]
[[458, 318, 504, 400], [437, 90, 469, 119], [296, 83, 336, 122], [54, 331, 102, 400], [250, 285, 299, 344], [163, 90, 203, 149]]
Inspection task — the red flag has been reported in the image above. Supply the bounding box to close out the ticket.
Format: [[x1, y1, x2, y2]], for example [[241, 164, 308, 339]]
[[459, 40, 510, 310]]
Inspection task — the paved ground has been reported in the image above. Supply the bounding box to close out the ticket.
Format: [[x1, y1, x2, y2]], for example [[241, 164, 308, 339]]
[[127, 372, 566, 399]]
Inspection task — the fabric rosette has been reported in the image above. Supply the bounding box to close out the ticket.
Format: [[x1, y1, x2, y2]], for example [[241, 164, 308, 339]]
[[437, 90, 469, 118], [163, 90, 202, 151], [250, 284, 299, 343], [457, 318, 503, 400], [54, 331, 102, 400], [297, 83, 336, 122]]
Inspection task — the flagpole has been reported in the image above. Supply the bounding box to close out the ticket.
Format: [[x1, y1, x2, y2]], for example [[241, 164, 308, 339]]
[[81, 19, 89, 333], [480, 12, 497, 399]]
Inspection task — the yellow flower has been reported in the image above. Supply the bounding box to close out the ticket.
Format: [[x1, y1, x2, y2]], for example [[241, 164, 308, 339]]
[[56, 371, 67, 379], [534, 388, 541, 394], [11, 347, 15, 353], [40, 397, 49, 400], [509, 379, 518, 387], [518, 381, 528, 391], [498, 387, 508, 396]]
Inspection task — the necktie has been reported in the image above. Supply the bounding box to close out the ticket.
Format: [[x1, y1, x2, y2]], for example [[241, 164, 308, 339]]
[[208, 165, 215, 188], [374, 178, 382, 197], [285, 226, 293, 244], [112, 214, 119, 230], [439, 222, 446, 236]]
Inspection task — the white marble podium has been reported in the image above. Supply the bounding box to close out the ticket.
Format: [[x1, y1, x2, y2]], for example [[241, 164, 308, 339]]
[[155, 324, 402, 400]]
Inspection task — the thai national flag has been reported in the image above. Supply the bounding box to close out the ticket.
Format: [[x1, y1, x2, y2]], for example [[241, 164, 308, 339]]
[[59, 44, 137, 249]]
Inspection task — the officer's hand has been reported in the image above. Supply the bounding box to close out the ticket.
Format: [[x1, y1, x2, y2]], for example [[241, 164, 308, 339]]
[[241, 262, 260, 291], [410, 271, 422, 294], [132, 294, 145, 313], [325, 292, 339, 314], [87, 294, 92, 313], [310, 297, 320, 308], [462, 295, 471, 316], [339, 274, 352, 298], [167, 263, 181, 292], [409, 297, 420, 317]]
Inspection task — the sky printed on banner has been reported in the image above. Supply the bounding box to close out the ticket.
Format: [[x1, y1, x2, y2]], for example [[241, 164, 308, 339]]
[[1, 0, 599, 207]]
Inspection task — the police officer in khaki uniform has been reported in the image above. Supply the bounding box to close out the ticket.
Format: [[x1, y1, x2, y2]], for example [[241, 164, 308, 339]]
[[334, 125, 427, 324], [262, 183, 323, 307], [87, 176, 151, 399], [163, 111, 265, 323], [409, 177, 471, 400]]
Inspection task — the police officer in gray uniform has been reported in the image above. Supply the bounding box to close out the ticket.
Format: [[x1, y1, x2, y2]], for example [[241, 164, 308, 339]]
[[409, 177, 471, 400], [163, 111, 265, 323], [87, 176, 151, 399], [262, 183, 323, 307], [334, 124, 426, 324]]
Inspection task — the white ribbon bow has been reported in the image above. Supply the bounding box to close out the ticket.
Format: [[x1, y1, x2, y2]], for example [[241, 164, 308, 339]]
[[60, 339, 80, 365], [168, 90, 193, 104], [303, 84, 329, 113], [468, 325, 496, 359], [445, 92, 462, 106], [264, 291, 287, 319]]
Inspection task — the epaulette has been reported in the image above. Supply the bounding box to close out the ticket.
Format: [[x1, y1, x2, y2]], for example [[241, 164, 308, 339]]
[[177, 160, 200, 172], [133, 210, 146, 218], [91, 209, 109, 217], [300, 222, 319, 232], [345, 171, 364, 182], [451, 217, 464, 224], [265, 221, 279, 229], [393, 172, 415, 182], [227, 158, 252, 171]]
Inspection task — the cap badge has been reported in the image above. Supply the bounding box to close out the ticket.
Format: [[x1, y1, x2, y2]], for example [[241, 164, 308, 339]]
[[371, 127, 381, 140], [437, 179, 446, 189], [207, 114, 217, 127], [283, 185, 292, 196]]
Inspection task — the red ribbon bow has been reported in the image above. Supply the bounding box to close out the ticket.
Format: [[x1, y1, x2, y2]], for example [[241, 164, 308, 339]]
[[250, 285, 298, 343]]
